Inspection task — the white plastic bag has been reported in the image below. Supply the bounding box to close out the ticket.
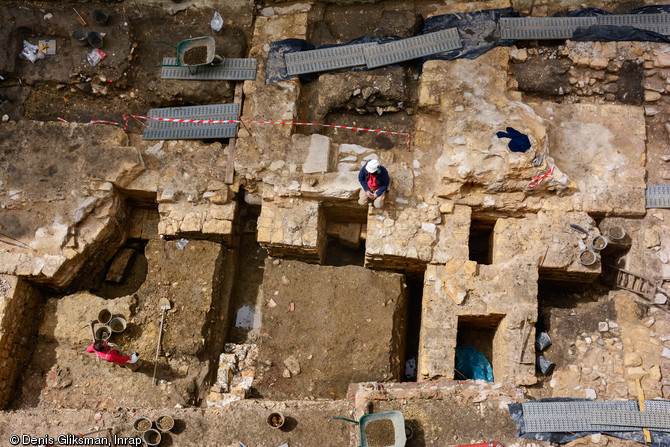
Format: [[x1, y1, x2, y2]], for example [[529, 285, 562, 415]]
[[19, 40, 44, 64], [211, 11, 223, 33]]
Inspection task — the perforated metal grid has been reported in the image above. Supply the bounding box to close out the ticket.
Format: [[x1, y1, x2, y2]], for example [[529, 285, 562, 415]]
[[647, 185, 670, 208], [363, 28, 462, 68], [142, 103, 239, 141], [597, 13, 670, 35], [284, 43, 374, 75], [522, 401, 638, 433], [500, 17, 597, 40], [590, 410, 670, 431], [161, 57, 256, 80]]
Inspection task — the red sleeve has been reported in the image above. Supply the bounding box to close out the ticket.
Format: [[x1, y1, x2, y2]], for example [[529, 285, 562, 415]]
[[105, 350, 131, 365], [86, 344, 95, 353]]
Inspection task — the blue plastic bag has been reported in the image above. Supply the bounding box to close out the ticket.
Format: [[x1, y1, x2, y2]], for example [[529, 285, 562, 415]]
[[455, 346, 494, 382]]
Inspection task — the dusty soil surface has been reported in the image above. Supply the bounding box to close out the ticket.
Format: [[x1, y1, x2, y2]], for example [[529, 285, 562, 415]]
[[254, 259, 407, 400], [0, 1, 253, 129]]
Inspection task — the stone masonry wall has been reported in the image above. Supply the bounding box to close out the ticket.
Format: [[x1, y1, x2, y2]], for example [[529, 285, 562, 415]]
[[0, 275, 42, 409], [418, 259, 538, 386]]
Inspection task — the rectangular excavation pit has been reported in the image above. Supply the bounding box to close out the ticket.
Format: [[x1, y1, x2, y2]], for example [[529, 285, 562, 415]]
[[468, 217, 496, 265], [323, 203, 367, 267], [254, 259, 406, 400], [403, 273, 425, 382], [455, 314, 505, 381]]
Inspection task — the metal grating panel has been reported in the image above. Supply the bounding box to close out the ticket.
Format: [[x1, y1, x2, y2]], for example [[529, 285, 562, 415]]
[[522, 401, 639, 433], [284, 43, 375, 76], [590, 410, 670, 430], [597, 14, 670, 35], [161, 57, 256, 80], [143, 126, 237, 140], [363, 28, 462, 68], [142, 103, 239, 140], [500, 17, 597, 40], [646, 185, 670, 208]]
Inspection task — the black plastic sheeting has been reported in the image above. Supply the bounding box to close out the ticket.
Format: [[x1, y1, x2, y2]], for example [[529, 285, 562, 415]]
[[266, 36, 400, 84], [266, 7, 516, 83], [508, 398, 670, 446], [266, 5, 670, 83], [422, 7, 516, 61], [567, 6, 670, 42]]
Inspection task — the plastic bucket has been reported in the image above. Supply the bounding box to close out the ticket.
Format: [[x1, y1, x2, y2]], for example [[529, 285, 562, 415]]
[[143, 429, 161, 446], [156, 415, 174, 432], [267, 412, 285, 429], [97, 308, 112, 325], [109, 316, 127, 333], [537, 355, 555, 375], [535, 331, 552, 351], [93, 9, 109, 25], [133, 417, 152, 432], [94, 325, 112, 341], [608, 225, 626, 241], [579, 250, 597, 266], [591, 235, 608, 252], [87, 32, 103, 49], [72, 29, 89, 46]]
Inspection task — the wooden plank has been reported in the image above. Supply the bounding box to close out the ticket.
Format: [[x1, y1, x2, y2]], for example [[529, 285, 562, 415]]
[[637, 378, 652, 443], [225, 82, 244, 185]]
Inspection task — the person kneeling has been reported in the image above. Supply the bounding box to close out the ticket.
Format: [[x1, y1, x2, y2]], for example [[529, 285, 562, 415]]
[[358, 159, 389, 209], [87, 339, 142, 372]]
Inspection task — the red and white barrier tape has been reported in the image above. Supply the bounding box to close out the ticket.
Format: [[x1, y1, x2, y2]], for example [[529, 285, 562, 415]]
[[57, 114, 412, 148], [528, 164, 555, 188]]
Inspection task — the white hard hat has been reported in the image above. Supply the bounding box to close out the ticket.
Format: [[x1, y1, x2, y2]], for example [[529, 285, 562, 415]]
[[366, 159, 380, 173]]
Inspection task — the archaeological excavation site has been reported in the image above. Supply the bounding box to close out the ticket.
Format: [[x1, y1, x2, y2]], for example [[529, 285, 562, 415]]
[[1, 0, 670, 446]]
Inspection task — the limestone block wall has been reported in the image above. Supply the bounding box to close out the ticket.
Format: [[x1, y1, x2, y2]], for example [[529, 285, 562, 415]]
[[158, 201, 238, 246], [0, 275, 42, 409], [257, 198, 326, 263], [365, 204, 471, 272], [492, 211, 602, 282], [418, 259, 538, 386]]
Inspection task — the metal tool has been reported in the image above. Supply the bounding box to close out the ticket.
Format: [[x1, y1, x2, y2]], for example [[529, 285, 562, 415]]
[[516, 317, 534, 364], [87, 321, 96, 340], [152, 298, 172, 386], [73, 8, 87, 26]]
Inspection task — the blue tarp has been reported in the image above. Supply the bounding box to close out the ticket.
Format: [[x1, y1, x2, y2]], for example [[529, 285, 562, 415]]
[[455, 347, 494, 382]]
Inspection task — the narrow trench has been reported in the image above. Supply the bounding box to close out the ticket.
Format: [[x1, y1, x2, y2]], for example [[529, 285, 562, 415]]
[[226, 203, 266, 345], [403, 275, 424, 382]]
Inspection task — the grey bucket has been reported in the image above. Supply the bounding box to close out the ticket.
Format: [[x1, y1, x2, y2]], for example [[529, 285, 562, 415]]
[[72, 29, 89, 46], [156, 415, 174, 432], [143, 429, 161, 446], [133, 417, 152, 433], [579, 250, 597, 266], [608, 225, 626, 241], [591, 235, 608, 252], [97, 308, 112, 325], [95, 325, 112, 341], [535, 331, 552, 351], [87, 32, 103, 49], [109, 316, 127, 333], [537, 355, 555, 375], [93, 9, 109, 25]]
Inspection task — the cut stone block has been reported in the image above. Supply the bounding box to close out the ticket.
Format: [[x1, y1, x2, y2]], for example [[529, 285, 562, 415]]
[[104, 248, 136, 283], [302, 134, 337, 174]]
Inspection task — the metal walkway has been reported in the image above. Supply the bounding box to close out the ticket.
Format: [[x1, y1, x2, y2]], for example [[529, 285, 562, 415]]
[[160, 57, 256, 80], [500, 14, 670, 40], [499, 17, 597, 40], [363, 28, 462, 69], [284, 28, 462, 75], [284, 43, 375, 76], [647, 185, 670, 208], [142, 103, 239, 140], [522, 400, 670, 433]]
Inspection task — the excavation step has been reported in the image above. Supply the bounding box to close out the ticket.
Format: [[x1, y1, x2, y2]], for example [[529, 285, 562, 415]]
[[160, 57, 257, 80], [646, 185, 670, 208], [142, 103, 239, 140]]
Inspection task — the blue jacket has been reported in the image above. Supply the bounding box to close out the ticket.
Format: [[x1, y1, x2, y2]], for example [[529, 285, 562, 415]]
[[358, 163, 390, 195]]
